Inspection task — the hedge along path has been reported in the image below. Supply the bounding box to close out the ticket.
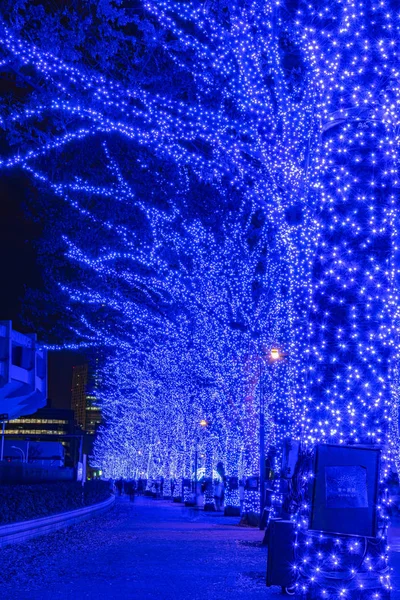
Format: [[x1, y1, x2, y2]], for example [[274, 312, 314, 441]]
[[0, 480, 111, 524], [0, 494, 115, 548]]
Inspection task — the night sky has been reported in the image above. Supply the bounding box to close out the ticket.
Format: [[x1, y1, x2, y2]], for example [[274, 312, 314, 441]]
[[0, 171, 85, 410]]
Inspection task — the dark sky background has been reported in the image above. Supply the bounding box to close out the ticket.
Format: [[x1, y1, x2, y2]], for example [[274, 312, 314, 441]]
[[0, 172, 85, 410]]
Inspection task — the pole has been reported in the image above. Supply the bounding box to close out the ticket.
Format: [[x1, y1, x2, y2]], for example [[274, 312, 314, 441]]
[[259, 361, 265, 529], [82, 453, 87, 485], [0, 420, 5, 462], [259, 411, 265, 528], [78, 435, 85, 486], [194, 436, 198, 504], [147, 444, 152, 479]]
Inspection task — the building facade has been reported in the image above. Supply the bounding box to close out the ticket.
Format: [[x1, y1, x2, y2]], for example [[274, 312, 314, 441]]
[[71, 364, 88, 430], [3, 439, 65, 467], [3, 407, 79, 467], [71, 364, 102, 435], [85, 393, 102, 435], [0, 320, 47, 419]]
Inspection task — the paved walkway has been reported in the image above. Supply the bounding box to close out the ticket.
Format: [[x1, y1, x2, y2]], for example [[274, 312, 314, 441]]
[[389, 519, 400, 594], [0, 497, 399, 599]]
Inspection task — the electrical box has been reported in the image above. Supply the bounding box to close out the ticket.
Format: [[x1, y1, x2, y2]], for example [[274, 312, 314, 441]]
[[266, 519, 295, 588]]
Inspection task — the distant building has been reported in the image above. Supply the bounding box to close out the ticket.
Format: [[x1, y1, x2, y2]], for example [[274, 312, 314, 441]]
[[3, 407, 79, 467], [85, 394, 102, 481], [3, 439, 65, 467], [85, 393, 102, 435], [71, 363, 102, 435], [70, 363, 102, 480], [0, 320, 47, 419], [71, 364, 88, 429], [86, 352, 102, 434]]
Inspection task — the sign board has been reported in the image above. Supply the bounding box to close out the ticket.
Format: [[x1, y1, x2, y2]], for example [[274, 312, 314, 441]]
[[325, 465, 368, 508], [310, 444, 380, 537]]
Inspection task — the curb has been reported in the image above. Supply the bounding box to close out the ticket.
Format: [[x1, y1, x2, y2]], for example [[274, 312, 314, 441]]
[[0, 494, 115, 548]]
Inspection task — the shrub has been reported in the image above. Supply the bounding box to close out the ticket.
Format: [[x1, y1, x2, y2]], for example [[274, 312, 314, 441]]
[[0, 480, 112, 525]]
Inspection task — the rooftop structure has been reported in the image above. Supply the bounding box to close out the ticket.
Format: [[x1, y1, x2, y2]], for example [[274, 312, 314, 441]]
[[0, 320, 47, 420]]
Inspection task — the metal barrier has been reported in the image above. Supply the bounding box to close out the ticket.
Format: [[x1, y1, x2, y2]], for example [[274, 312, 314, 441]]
[[0, 494, 115, 547]]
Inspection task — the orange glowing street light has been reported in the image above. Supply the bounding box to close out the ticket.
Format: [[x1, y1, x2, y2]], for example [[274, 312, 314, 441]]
[[258, 346, 285, 526], [194, 419, 209, 505]]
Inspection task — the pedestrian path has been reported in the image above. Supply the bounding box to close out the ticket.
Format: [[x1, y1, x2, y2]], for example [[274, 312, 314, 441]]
[[389, 522, 400, 594], [0, 497, 399, 600], [0, 497, 271, 599], [390, 525, 400, 551]]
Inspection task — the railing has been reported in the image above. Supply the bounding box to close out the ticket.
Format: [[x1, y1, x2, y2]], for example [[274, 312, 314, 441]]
[[0, 494, 115, 547]]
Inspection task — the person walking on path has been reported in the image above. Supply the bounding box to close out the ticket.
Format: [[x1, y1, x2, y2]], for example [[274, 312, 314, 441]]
[[116, 478, 124, 496], [129, 480, 136, 502], [214, 480, 223, 511], [124, 480, 131, 499]]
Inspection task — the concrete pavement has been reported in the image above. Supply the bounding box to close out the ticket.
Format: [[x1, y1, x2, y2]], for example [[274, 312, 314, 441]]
[[0, 496, 398, 599]]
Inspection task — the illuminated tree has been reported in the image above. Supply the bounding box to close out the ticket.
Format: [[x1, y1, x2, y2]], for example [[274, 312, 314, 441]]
[[70, 157, 296, 514], [0, 0, 322, 441], [0, 1, 399, 594]]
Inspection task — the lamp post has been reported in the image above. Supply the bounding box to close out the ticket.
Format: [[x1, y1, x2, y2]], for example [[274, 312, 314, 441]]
[[259, 358, 265, 528], [194, 437, 198, 499], [11, 445, 25, 462], [194, 419, 208, 505], [259, 348, 282, 529]]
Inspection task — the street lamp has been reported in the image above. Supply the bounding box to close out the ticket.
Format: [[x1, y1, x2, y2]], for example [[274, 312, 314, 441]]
[[194, 419, 208, 504], [270, 348, 281, 360], [259, 347, 285, 528], [11, 446, 25, 462]]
